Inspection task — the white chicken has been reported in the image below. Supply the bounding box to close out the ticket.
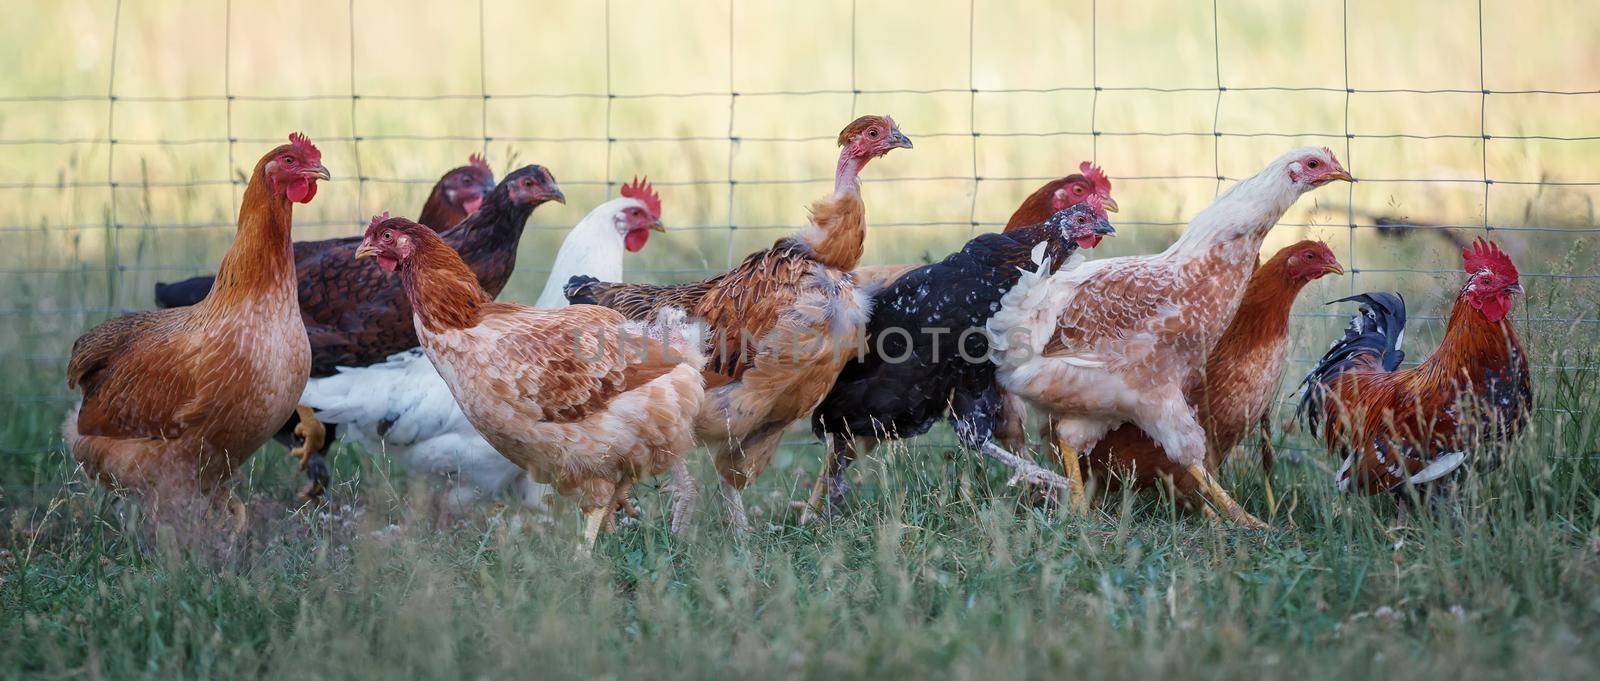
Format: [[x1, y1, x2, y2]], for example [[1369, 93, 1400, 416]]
[[300, 179, 665, 510]]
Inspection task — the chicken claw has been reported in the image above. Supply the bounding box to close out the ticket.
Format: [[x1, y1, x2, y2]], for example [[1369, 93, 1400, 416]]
[[1185, 464, 1266, 528]]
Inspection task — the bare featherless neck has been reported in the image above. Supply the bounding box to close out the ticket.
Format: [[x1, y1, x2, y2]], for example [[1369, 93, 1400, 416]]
[[207, 163, 296, 305], [400, 231, 493, 333], [834, 148, 869, 196]]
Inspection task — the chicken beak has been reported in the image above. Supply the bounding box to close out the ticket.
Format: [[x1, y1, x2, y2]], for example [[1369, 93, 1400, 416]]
[[304, 163, 332, 182], [543, 186, 566, 205], [887, 129, 913, 150], [1329, 169, 1355, 183], [649, 220, 666, 233], [1506, 282, 1525, 295], [354, 242, 378, 260], [1101, 196, 1120, 213], [1324, 261, 1346, 276]]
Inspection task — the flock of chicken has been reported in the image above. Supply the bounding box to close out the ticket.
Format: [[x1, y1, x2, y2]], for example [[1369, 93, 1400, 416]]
[[63, 118, 1532, 548]]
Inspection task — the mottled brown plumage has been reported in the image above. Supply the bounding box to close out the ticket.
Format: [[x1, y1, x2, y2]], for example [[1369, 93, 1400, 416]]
[[566, 115, 910, 529], [64, 136, 327, 513], [990, 147, 1351, 525], [357, 217, 705, 546], [1085, 241, 1342, 493]]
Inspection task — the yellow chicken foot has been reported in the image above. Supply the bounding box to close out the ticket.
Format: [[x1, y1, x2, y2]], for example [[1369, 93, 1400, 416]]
[[1052, 435, 1091, 515], [1185, 464, 1267, 528], [289, 406, 328, 501]]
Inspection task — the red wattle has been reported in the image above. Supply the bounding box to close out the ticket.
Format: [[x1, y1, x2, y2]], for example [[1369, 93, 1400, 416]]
[[625, 228, 650, 252], [376, 255, 399, 273], [1076, 234, 1103, 250], [287, 179, 318, 204], [1472, 294, 1511, 322], [462, 195, 484, 214]]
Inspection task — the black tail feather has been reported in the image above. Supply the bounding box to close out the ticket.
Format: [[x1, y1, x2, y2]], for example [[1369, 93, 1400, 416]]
[[1296, 292, 1407, 431], [563, 274, 606, 306], [153, 275, 217, 308]]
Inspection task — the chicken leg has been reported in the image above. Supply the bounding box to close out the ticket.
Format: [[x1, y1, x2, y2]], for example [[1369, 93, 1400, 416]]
[[719, 480, 750, 534], [1257, 415, 1276, 476], [223, 489, 250, 535], [289, 406, 327, 500], [667, 460, 697, 534], [1185, 464, 1266, 528], [800, 433, 870, 525], [579, 507, 608, 556], [1051, 435, 1092, 515]]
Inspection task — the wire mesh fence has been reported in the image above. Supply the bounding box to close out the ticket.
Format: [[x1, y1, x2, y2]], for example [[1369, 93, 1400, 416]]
[[2, 0, 1597, 463]]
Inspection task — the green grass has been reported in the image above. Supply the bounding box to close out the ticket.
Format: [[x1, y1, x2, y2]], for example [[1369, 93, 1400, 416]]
[[5, 1, 1600, 678], [3, 366, 1598, 679]]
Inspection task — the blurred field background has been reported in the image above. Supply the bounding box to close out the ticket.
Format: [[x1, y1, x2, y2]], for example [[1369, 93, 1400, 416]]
[[2, 1, 1598, 678]]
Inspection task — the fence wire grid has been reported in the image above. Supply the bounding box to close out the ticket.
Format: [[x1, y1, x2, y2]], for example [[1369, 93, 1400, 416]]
[[2, 0, 1597, 466]]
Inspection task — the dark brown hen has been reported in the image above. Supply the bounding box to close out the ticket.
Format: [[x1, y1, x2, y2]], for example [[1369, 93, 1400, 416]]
[[299, 164, 562, 376]]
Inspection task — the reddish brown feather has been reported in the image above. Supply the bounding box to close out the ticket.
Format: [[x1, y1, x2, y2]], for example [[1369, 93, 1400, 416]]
[[1316, 295, 1531, 493], [1085, 243, 1328, 490], [65, 142, 313, 500]]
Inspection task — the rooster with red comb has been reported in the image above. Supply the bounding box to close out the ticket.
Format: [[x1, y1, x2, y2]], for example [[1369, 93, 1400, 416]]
[[1297, 237, 1532, 500]]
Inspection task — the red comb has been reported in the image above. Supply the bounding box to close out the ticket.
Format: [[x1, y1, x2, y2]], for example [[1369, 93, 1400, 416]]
[[620, 176, 662, 219], [1078, 161, 1112, 196], [289, 132, 321, 163], [368, 211, 392, 231], [1462, 237, 1518, 280], [469, 152, 490, 172]]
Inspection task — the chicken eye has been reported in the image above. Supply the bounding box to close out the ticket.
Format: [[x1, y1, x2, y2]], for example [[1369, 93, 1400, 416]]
[[1307, 159, 1320, 169], [282, 155, 296, 165], [868, 129, 879, 138], [1073, 186, 1085, 194], [382, 231, 393, 242]]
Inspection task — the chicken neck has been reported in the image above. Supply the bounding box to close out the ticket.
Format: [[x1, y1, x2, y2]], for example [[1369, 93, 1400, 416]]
[[203, 163, 297, 311]]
